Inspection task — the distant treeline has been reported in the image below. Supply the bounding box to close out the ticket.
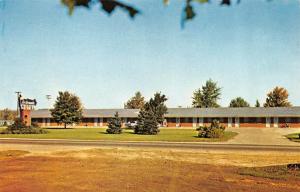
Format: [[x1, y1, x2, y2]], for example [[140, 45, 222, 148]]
[[0, 109, 17, 120]]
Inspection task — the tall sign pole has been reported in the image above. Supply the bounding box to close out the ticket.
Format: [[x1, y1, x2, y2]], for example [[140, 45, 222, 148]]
[[17, 94, 37, 126], [15, 91, 21, 118]]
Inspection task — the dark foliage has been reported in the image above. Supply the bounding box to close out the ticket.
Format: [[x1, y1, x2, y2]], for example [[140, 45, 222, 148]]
[[134, 111, 159, 135], [61, 0, 250, 27], [229, 97, 250, 107], [196, 119, 225, 138], [134, 92, 167, 135], [287, 163, 300, 171], [106, 112, 122, 134], [255, 100, 261, 107], [61, 0, 140, 18], [1, 118, 48, 134]]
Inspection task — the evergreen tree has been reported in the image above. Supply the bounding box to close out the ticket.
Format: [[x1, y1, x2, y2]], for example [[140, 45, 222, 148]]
[[106, 112, 122, 134], [229, 97, 250, 107], [255, 100, 260, 107], [135, 111, 158, 135], [192, 79, 221, 108], [124, 91, 145, 109], [50, 91, 83, 128], [134, 92, 167, 135], [264, 87, 292, 107]]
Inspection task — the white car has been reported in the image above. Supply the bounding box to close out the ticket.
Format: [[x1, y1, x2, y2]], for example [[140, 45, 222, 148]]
[[125, 121, 138, 128]]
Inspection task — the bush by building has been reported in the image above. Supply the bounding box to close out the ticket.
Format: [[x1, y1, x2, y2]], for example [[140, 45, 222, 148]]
[[196, 119, 225, 138], [0, 118, 48, 134]]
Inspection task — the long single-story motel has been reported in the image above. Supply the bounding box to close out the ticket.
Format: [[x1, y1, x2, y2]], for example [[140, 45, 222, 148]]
[[30, 107, 300, 128]]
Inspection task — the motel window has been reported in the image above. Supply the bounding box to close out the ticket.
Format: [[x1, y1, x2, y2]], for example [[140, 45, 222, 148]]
[[249, 118, 256, 123], [32, 118, 42, 123], [240, 118, 244, 123], [204, 118, 210, 123], [256, 118, 260, 123], [279, 117, 286, 123], [180, 118, 192, 123], [167, 118, 176, 123], [221, 118, 228, 123], [291, 117, 299, 123], [218, 118, 226, 123], [127, 118, 137, 122]]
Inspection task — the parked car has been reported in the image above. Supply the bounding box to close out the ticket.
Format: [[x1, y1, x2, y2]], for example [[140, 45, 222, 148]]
[[125, 121, 138, 129]]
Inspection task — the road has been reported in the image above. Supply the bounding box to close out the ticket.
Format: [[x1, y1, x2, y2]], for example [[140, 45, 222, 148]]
[[0, 138, 300, 152]]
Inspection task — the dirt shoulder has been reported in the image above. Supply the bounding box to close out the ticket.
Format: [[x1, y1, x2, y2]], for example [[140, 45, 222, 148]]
[[0, 147, 299, 192]]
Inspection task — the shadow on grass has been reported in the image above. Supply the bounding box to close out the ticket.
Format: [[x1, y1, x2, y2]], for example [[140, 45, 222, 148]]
[[238, 164, 300, 180], [285, 133, 300, 143]]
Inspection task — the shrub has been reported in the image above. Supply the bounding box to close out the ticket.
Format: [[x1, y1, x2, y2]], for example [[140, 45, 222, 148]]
[[3, 121, 8, 127], [196, 119, 225, 138], [106, 112, 122, 134], [1, 118, 48, 134], [31, 121, 40, 128]]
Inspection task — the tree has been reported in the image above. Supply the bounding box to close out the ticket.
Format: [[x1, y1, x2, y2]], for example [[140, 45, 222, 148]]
[[229, 97, 250, 107], [50, 91, 83, 128], [134, 92, 168, 135], [192, 79, 221, 108], [264, 86, 292, 107], [124, 91, 145, 109], [61, 0, 257, 27], [0, 109, 17, 121], [255, 100, 260, 107], [106, 112, 122, 134], [61, 0, 140, 17]]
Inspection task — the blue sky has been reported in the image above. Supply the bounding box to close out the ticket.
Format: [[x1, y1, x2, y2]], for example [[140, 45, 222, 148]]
[[0, 0, 300, 109]]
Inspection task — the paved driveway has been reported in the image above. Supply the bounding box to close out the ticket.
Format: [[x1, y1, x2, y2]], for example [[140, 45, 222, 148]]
[[226, 127, 300, 146]]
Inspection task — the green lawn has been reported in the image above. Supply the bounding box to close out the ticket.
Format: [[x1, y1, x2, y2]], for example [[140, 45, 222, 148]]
[[286, 133, 300, 142], [0, 128, 237, 142]]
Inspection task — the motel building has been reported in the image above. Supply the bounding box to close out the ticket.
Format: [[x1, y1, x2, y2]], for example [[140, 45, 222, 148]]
[[30, 107, 300, 128]]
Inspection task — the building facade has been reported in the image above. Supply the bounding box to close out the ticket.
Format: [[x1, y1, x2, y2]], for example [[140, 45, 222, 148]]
[[30, 107, 300, 128]]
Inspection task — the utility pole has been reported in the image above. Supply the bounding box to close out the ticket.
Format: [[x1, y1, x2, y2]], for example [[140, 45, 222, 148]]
[[15, 91, 21, 118]]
